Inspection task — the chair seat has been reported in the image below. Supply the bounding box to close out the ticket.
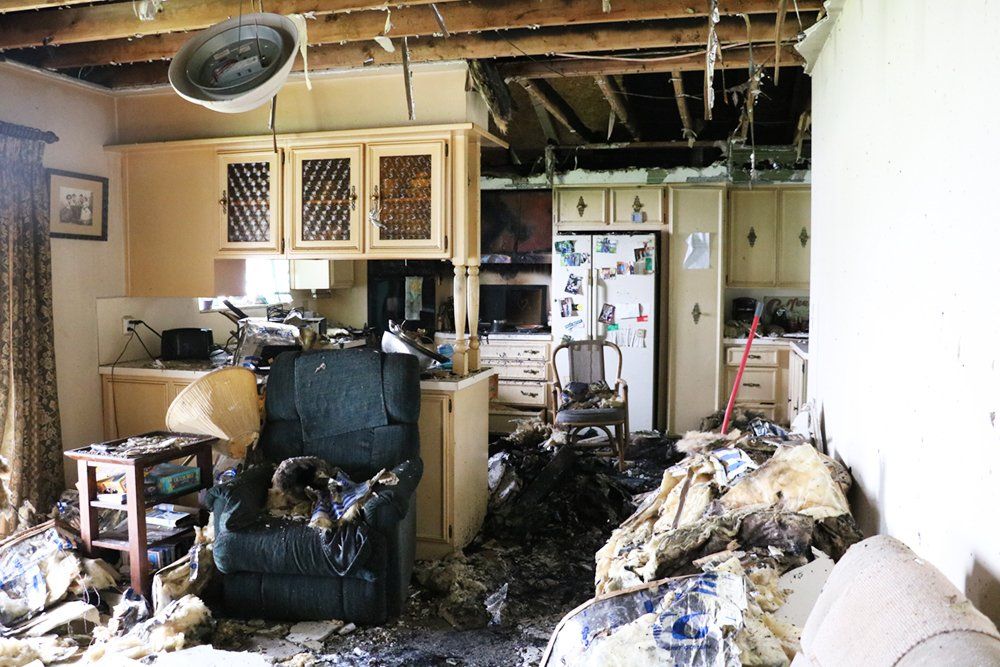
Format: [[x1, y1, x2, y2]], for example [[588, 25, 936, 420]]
[[555, 406, 627, 425], [214, 517, 385, 580]]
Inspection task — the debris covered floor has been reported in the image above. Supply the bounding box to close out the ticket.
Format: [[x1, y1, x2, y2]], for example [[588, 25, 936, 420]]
[[209, 426, 680, 666]]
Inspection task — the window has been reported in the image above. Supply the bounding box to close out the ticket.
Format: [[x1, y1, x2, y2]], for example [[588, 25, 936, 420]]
[[199, 259, 292, 312]]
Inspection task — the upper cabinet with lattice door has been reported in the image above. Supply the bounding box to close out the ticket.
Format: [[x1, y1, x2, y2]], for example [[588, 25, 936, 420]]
[[287, 144, 363, 255], [217, 150, 282, 254], [365, 141, 448, 256]]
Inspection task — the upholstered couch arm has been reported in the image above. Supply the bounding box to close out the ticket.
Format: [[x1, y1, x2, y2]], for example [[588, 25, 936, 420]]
[[362, 457, 423, 525], [206, 463, 274, 533]]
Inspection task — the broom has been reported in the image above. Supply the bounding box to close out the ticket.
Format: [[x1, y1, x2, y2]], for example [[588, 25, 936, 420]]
[[720, 301, 764, 434]]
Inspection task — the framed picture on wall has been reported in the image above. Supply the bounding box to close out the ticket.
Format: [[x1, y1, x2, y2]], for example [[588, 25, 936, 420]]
[[46, 169, 108, 241]]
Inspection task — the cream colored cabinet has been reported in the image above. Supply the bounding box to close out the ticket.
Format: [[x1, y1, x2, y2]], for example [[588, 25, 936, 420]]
[[289, 260, 355, 291], [727, 187, 811, 288], [415, 374, 491, 560], [722, 341, 789, 425], [556, 188, 607, 227], [101, 374, 192, 439], [365, 140, 448, 256], [777, 189, 811, 288], [666, 186, 725, 433], [787, 347, 808, 422], [727, 189, 777, 286], [287, 145, 363, 254], [217, 150, 283, 255], [611, 187, 663, 225]]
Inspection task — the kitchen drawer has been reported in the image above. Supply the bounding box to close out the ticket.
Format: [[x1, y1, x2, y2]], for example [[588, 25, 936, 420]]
[[724, 367, 778, 403], [497, 380, 547, 407], [725, 346, 779, 367], [489, 406, 546, 434], [494, 363, 548, 381], [480, 342, 549, 362]]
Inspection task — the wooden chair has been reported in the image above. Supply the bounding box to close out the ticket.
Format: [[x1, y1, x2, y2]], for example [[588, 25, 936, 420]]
[[550, 339, 629, 470]]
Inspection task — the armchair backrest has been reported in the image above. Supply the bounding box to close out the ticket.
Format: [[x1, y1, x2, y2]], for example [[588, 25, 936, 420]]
[[552, 339, 623, 388], [259, 349, 421, 478]]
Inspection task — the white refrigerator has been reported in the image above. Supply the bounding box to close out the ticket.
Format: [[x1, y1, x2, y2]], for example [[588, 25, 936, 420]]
[[551, 233, 658, 431]]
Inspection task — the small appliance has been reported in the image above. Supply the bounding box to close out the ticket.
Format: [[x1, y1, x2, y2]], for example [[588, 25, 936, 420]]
[[160, 328, 214, 361]]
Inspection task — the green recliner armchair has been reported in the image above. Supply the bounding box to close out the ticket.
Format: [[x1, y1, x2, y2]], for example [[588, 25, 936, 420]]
[[206, 349, 423, 623]]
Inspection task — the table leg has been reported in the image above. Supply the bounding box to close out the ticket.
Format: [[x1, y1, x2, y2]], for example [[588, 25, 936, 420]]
[[77, 461, 98, 554], [125, 466, 150, 599]]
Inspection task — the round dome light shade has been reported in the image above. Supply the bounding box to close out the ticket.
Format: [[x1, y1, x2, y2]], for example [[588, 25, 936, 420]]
[[168, 13, 299, 114], [166, 366, 261, 459]]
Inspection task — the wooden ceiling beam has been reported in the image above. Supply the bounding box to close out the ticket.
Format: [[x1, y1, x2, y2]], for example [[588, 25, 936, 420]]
[[96, 17, 810, 88], [670, 70, 696, 143], [0, 0, 459, 51], [21, 0, 822, 71], [0, 0, 114, 13], [519, 79, 599, 143], [502, 45, 804, 79], [594, 75, 641, 141]]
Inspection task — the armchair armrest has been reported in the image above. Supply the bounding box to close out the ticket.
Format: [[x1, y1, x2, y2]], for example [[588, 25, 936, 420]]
[[206, 463, 274, 533], [614, 377, 628, 398], [362, 457, 423, 525]]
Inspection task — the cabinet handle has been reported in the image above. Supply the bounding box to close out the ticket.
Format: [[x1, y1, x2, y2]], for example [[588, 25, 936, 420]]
[[520, 390, 539, 397], [368, 185, 386, 229], [219, 190, 228, 212], [799, 226, 810, 248], [743, 382, 761, 388], [349, 185, 358, 211], [576, 196, 588, 217], [691, 302, 701, 325], [525, 369, 540, 375], [749, 354, 762, 359], [747, 226, 758, 247]]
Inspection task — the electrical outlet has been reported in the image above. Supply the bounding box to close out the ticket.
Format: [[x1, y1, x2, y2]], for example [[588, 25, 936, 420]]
[[122, 316, 138, 335]]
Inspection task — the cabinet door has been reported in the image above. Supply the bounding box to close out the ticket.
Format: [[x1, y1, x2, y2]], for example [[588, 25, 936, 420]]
[[365, 141, 447, 255], [218, 150, 282, 254], [288, 145, 363, 254], [611, 187, 663, 225], [102, 377, 171, 439], [728, 189, 778, 286], [416, 393, 450, 546], [777, 189, 811, 287], [556, 188, 607, 227]]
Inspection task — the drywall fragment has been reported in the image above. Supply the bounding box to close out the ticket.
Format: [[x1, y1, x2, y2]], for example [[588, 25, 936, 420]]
[[286, 619, 344, 645], [774, 549, 834, 627]]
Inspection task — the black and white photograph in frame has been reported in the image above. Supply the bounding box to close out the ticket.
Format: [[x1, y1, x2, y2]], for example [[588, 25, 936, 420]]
[[47, 169, 108, 241]]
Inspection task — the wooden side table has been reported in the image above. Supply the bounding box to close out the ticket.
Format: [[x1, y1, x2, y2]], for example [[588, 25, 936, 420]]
[[64, 431, 216, 599]]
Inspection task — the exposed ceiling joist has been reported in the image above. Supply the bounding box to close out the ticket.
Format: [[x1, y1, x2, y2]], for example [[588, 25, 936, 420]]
[[0, 0, 459, 51], [0, 0, 112, 12], [519, 79, 599, 143], [670, 70, 696, 144], [594, 75, 640, 141], [502, 45, 804, 80], [18, 0, 822, 71]]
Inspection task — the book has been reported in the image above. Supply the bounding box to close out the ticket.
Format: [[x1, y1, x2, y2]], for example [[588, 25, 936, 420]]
[[145, 504, 198, 529]]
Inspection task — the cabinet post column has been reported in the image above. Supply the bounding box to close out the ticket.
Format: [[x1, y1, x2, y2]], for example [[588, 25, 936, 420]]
[[452, 262, 469, 375], [466, 263, 480, 371]]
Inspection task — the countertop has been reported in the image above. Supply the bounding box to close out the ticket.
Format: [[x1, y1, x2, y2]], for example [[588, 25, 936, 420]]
[[722, 336, 810, 360], [789, 340, 809, 360], [435, 331, 553, 342], [420, 367, 499, 391]]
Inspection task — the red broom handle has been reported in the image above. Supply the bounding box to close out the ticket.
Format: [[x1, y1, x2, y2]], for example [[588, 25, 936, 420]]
[[720, 301, 764, 434]]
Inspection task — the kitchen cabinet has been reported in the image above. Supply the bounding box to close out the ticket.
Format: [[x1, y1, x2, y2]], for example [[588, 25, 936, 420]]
[[100, 373, 193, 439], [412, 371, 493, 559], [721, 340, 790, 426], [611, 187, 663, 225], [727, 186, 811, 288], [218, 150, 283, 255], [287, 145, 363, 254], [777, 189, 811, 287], [787, 344, 808, 423], [365, 140, 447, 256], [289, 259, 355, 291], [556, 188, 607, 227], [727, 189, 777, 286], [666, 186, 725, 433]]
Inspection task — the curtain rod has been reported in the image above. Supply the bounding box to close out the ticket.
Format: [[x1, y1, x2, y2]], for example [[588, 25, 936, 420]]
[[0, 120, 59, 144]]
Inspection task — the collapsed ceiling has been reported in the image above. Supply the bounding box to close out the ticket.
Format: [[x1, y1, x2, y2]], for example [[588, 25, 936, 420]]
[[0, 0, 819, 173]]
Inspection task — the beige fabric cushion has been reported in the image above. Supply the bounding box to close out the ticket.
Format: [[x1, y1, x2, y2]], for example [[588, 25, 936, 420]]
[[798, 535, 1000, 666]]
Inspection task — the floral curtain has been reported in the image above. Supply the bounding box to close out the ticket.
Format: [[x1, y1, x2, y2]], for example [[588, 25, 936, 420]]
[[0, 132, 64, 535]]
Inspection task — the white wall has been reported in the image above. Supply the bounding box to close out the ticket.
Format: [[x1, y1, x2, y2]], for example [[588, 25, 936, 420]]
[[0, 63, 124, 483], [808, 0, 1000, 623]]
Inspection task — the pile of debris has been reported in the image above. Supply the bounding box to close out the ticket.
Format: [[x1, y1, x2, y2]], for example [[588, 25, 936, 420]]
[[543, 420, 862, 666]]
